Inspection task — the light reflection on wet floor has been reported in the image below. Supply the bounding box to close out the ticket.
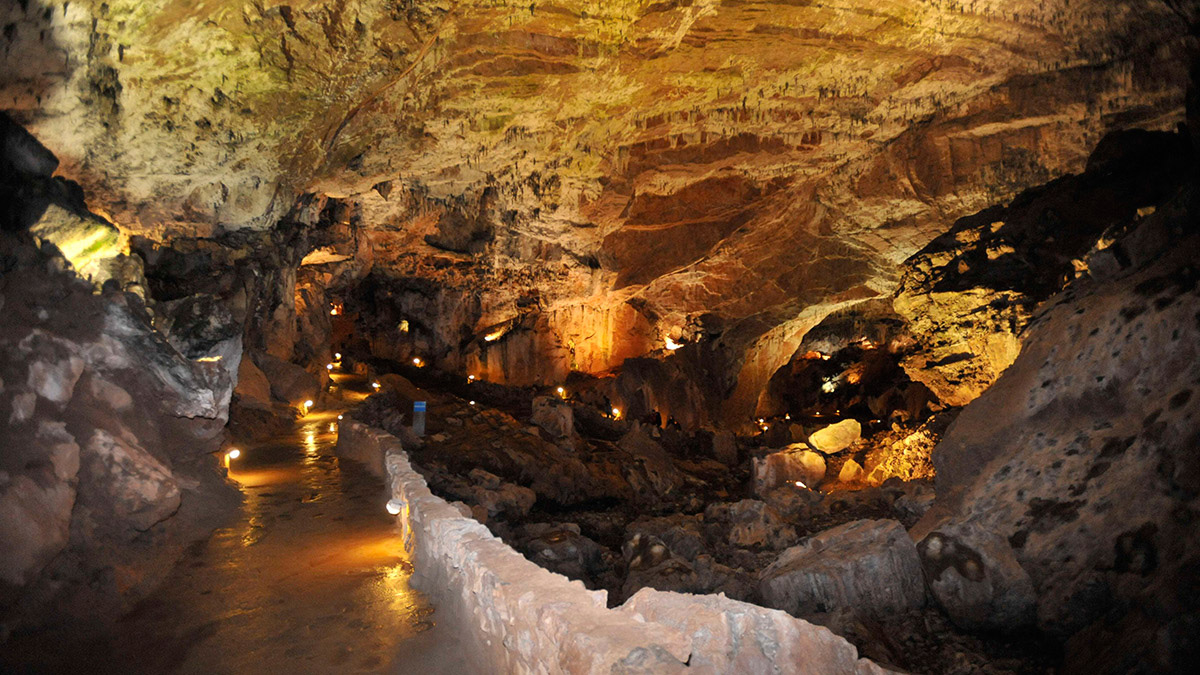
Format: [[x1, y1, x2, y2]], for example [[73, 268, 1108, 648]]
[[12, 376, 468, 674]]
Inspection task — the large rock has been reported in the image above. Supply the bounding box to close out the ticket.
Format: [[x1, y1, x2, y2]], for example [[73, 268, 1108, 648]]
[[753, 445, 827, 494], [917, 521, 1036, 632], [157, 293, 244, 386], [617, 424, 684, 498], [234, 356, 272, 404], [80, 429, 182, 532], [252, 351, 319, 407], [530, 395, 580, 450], [808, 419, 862, 454], [759, 519, 927, 619], [706, 499, 798, 550], [912, 198, 1200, 670]]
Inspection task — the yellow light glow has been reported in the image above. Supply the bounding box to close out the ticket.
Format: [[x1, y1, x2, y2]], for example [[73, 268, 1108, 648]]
[[372, 382, 381, 390], [794, 480, 807, 489], [398, 320, 409, 333], [334, 352, 342, 360], [556, 386, 565, 397], [612, 407, 622, 419], [329, 423, 336, 432], [227, 448, 241, 460], [785, 414, 791, 420], [483, 327, 506, 342], [196, 355, 222, 363], [304, 399, 314, 408], [467, 374, 476, 382], [412, 357, 423, 367], [664, 336, 683, 351], [330, 309, 338, 315]]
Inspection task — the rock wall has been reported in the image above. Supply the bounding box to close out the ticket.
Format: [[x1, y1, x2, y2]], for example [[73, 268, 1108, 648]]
[[0, 230, 240, 625], [912, 171, 1200, 671], [338, 419, 892, 674]]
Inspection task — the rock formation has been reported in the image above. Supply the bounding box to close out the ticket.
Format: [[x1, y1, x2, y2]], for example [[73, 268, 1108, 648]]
[[3, 0, 1193, 426]]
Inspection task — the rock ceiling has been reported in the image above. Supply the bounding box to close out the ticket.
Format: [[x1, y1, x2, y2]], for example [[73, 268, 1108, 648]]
[[2, 0, 1193, 422]]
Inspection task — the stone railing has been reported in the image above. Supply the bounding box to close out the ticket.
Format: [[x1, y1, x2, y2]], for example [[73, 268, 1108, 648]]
[[337, 420, 893, 674]]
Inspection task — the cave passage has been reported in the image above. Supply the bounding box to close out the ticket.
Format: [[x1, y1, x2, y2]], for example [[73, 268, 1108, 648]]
[[2, 375, 466, 675]]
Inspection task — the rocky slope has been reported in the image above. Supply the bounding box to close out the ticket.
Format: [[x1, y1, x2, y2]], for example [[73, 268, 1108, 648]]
[[0, 120, 241, 627], [2, 0, 1193, 426], [912, 163, 1200, 672]]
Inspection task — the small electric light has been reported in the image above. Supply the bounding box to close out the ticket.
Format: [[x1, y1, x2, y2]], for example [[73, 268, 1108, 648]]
[[334, 352, 342, 360], [469, 400, 476, 406], [304, 399, 314, 409], [664, 336, 683, 351], [372, 382, 381, 390], [227, 448, 241, 460], [467, 374, 476, 382], [611, 407, 622, 419], [757, 418, 765, 424], [326, 363, 334, 370], [785, 413, 791, 420], [556, 386, 565, 396], [412, 357, 423, 367], [794, 480, 807, 489], [329, 423, 336, 432], [338, 413, 344, 420], [386, 499, 403, 515]]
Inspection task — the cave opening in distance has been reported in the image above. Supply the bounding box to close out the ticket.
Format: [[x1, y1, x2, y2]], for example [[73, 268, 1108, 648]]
[[2, 1, 1200, 673]]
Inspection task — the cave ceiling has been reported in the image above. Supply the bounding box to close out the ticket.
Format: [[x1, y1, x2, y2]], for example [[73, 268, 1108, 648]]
[[2, 0, 1193, 421]]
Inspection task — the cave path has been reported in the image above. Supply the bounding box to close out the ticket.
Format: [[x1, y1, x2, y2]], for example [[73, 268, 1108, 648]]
[[61, 375, 465, 674]]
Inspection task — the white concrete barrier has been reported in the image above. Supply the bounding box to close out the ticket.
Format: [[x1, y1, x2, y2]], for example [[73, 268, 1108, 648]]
[[338, 420, 894, 675]]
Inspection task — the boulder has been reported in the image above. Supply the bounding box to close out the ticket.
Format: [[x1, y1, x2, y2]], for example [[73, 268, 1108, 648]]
[[516, 523, 609, 586], [626, 515, 707, 561], [530, 395, 580, 450], [706, 499, 797, 550], [80, 429, 182, 533], [234, 356, 272, 404], [838, 459, 864, 483], [917, 521, 1036, 632], [157, 293, 243, 386], [753, 445, 826, 494], [759, 519, 927, 619], [711, 430, 738, 465], [617, 424, 683, 497], [252, 351, 319, 407], [808, 419, 862, 454], [621, 552, 752, 604]]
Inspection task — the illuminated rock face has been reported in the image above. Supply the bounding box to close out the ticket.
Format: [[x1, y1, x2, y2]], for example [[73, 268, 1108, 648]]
[[2, 0, 1192, 422]]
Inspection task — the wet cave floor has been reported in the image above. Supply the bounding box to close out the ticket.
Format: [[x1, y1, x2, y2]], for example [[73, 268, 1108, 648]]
[[4, 376, 467, 675]]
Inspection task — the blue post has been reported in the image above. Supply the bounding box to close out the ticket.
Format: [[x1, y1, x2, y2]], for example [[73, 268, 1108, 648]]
[[413, 401, 427, 437]]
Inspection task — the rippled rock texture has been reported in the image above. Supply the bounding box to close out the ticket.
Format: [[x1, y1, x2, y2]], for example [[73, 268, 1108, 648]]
[[3, 0, 1193, 424]]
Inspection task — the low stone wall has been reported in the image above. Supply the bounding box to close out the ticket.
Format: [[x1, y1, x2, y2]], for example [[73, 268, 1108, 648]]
[[337, 420, 892, 674]]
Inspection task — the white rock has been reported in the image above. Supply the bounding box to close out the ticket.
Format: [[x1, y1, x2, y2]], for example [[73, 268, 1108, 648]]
[[838, 458, 864, 483], [808, 419, 862, 454]]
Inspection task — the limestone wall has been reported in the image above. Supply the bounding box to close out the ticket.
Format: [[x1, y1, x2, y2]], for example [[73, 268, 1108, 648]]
[[337, 420, 892, 674]]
